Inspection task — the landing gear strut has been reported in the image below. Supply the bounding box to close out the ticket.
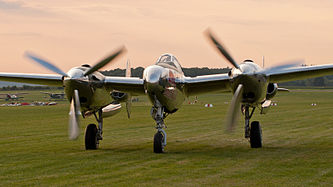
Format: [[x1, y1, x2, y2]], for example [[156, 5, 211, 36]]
[[243, 105, 262, 148], [151, 99, 167, 153], [85, 109, 104, 150]]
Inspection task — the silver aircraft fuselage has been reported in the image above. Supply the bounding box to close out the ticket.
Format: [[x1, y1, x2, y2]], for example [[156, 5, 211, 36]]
[[143, 64, 185, 113]]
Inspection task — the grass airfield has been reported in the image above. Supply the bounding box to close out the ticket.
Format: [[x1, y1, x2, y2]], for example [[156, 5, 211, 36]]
[[0, 90, 332, 186]]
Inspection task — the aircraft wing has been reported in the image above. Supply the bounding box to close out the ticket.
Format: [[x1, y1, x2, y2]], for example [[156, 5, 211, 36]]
[[182, 73, 231, 96], [0, 73, 63, 86], [104, 76, 145, 95], [267, 64, 333, 83]]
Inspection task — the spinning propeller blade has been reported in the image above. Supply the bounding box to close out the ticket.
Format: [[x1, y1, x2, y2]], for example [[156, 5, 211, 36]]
[[260, 60, 303, 75], [69, 90, 81, 140], [25, 52, 68, 77], [84, 46, 126, 76], [225, 84, 243, 132], [205, 29, 240, 69]]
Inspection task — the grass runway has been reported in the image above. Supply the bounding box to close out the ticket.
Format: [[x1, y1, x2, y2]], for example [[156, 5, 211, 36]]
[[0, 90, 332, 186]]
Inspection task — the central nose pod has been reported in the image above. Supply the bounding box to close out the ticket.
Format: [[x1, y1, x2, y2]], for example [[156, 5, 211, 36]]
[[144, 65, 164, 84]]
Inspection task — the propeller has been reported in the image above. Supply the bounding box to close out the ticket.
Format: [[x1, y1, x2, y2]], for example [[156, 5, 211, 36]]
[[225, 84, 243, 132], [24, 47, 126, 140], [84, 46, 126, 76], [206, 29, 303, 133], [205, 29, 244, 132], [69, 90, 81, 140], [259, 60, 303, 75], [25, 46, 126, 78], [25, 52, 68, 77], [205, 29, 240, 69]]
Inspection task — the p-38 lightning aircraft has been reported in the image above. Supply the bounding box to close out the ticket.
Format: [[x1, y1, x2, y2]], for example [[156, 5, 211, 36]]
[[2, 36, 333, 153]]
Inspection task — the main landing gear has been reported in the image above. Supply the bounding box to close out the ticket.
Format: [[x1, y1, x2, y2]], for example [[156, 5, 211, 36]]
[[85, 109, 104, 150], [151, 100, 167, 153], [243, 105, 262, 148]]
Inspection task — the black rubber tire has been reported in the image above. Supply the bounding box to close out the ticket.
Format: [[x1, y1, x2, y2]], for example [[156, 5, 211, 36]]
[[85, 124, 98, 150], [153, 132, 164, 153], [250, 121, 262, 148]]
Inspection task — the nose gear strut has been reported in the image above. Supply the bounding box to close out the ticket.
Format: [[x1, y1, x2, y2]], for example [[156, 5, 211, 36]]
[[242, 105, 262, 148], [151, 98, 167, 153], [243, 105, 255, 138]]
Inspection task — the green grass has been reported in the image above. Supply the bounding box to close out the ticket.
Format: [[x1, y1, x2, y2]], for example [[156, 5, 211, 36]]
[[0, 90, 332, 186]]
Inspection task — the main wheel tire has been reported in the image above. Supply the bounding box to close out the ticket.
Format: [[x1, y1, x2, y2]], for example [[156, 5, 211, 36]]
[[153, 132, 164, 153], [85, 124, 98, 150], [250, 121, 262, 148]]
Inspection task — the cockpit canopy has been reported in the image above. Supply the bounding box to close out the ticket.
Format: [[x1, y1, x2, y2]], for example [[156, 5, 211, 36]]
[[155, 54, 183, 73]]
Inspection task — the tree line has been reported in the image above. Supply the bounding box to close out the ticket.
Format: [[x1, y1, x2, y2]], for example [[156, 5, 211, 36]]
[[102, 67, 231, 78], [0, 85, 63, 91]]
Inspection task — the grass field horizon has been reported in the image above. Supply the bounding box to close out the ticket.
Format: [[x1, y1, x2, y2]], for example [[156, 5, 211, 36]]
[[0, 90, 332, 186]]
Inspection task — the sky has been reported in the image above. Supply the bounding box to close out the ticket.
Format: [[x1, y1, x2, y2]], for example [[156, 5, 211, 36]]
[[1, 0, 333, 73]]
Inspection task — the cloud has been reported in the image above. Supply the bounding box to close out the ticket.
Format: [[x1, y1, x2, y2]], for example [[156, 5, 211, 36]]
[[0, 0, 21, 9], [0, 0, 52, 16]]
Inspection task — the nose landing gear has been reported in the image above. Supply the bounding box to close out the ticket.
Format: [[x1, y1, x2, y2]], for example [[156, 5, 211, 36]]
[[85, 109, 104, 150], [243, 105, 262, 148], [151, 100, 167, 153]]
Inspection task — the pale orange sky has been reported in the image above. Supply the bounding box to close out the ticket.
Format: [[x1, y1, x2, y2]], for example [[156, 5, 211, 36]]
[[1, 0, 333, 74]]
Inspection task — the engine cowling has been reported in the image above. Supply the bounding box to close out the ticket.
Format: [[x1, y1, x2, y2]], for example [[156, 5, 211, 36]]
[[266, 83, 278, 100], [111, 91, 128, 103]]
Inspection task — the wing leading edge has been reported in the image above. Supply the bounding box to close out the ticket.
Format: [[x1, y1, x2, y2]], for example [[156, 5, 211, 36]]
[[268, 64, 333, 83], [104, 76, 145, 95], [2, 64, 333, 96], [182, 63, 333, 96], [182, 73, 231, 96], [0, 73, 145, 94], [0, 73, 63, 86]]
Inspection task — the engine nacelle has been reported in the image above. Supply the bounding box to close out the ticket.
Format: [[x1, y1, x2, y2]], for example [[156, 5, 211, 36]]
[[111, 91, 128, 103], [266, 83, 278, 100]]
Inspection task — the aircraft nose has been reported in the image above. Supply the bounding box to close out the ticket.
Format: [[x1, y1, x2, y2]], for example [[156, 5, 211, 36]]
[[144, 65, 163, 84]]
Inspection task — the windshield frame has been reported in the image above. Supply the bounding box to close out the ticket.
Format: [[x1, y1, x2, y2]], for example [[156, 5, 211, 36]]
[[155, 53, 183, 73]]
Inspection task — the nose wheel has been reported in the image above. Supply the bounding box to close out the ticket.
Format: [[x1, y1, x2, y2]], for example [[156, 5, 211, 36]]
[[250, 121, 262, 148], [85, 123, 99, 149], [154, 130, 166, 153], [243, 106, 262, 148], [85, 109, 104, 150]]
